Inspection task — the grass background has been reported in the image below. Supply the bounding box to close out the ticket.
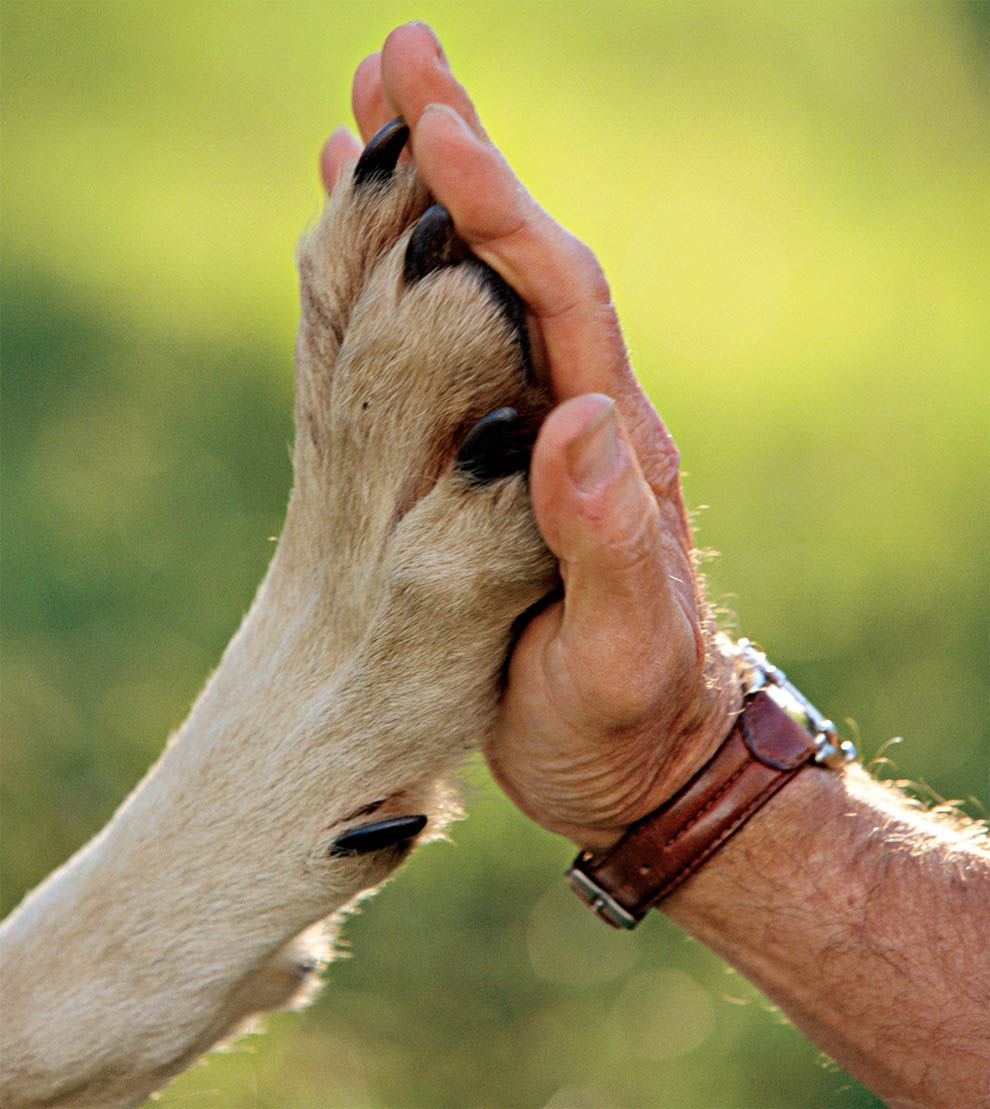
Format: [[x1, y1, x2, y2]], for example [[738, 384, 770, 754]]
[[2, 2, 987, 1106]]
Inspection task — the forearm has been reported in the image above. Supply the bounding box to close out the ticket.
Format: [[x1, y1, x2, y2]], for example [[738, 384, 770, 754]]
[[0, 564, 403, 1107], [0, 496, 528, 1109], [664, 763, 990, 1107]]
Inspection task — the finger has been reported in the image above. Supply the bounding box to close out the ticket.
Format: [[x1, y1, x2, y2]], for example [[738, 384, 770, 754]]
[[409, 104, 644, 418], [528, 395, 697, 720], [378, 22, 687, 506], [380, 24, 619, 375], [380, 21, 488, 140], [380, 27, 600, 328], [412, 106, 685, 504], [413, 106, 628, 378], [320, 126, 362, 193], [351, 51, 393, 141]]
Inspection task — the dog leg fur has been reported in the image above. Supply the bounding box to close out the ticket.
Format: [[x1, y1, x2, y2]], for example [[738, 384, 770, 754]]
[[0, 124, 557, 1108]]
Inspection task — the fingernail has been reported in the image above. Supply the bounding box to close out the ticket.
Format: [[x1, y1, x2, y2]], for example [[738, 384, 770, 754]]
[[567, 397, 621, 491], [409, 20, 449, 66]]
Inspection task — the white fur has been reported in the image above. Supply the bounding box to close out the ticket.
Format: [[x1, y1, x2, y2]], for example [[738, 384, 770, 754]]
[[0, 162, 557, 1107]]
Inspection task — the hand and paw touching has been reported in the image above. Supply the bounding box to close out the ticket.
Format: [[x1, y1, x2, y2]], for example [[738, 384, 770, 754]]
[[286, 110, 560, 861], [8, 21, 982, 1109], [322, 22, 740, 852]]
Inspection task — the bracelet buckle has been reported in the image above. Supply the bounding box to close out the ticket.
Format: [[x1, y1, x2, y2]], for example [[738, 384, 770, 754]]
[[567, 867, 640, 930]]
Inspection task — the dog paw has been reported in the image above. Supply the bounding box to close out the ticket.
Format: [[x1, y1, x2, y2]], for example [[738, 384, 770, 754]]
[[278, 120, 558, 872]]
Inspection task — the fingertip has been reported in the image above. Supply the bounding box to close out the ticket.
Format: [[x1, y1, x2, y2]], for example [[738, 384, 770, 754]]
[[532, 395, 616, 474], [352, 52, 381, 106], [320, 126, 362, 193], [382, 22, 435, 98], [382, 22, 485, 139], [384, 19, 446, 65], [411, 108, 525, 250], [352, 51, 392, 140], [530, 399, 677, 713], [529, 395, 618, 552], [534, 394, 662, 571], [413, 101, 481, 172]]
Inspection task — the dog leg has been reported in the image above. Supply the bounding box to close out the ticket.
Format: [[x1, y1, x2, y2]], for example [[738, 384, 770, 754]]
[[0, 121, 558, 1107]]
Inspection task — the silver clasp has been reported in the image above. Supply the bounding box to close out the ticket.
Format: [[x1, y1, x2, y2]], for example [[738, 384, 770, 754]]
[[567, 867, 639, 930], [735, 639, 858, 769]]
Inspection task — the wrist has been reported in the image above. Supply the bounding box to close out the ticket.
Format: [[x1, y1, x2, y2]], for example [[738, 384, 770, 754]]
[[570, 632, 744, 855], [653, 632, 745, 804], [663, 762, 852, 929], [567, 642, 858, 927]]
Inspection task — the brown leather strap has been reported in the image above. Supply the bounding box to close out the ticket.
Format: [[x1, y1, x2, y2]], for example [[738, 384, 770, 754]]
[[568, 691, 817, 928]]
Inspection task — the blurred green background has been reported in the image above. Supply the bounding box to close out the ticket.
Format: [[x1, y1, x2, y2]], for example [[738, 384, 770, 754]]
[[2, 2, 987, 1106]]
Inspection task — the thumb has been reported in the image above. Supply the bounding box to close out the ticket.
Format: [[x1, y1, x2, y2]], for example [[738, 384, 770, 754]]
[[529, 394, 694, 720]]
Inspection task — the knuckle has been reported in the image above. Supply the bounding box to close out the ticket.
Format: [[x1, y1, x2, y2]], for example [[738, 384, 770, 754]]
[[567, 236, 612, 303], [646, 435, 682, 494], [608, 514, 657, 577], [618, 396, 682, 496]]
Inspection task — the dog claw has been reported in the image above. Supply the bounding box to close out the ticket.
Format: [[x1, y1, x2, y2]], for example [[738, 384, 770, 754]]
[[329, 814, 428, 857], [403, 207, 533, 378], [456, 407, 533, 484], [404, 204, 470, 284], [353, 117, 410, 187]]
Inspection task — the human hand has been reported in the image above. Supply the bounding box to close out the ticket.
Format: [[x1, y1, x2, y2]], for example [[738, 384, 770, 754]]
[[323, 22, 741, 852]]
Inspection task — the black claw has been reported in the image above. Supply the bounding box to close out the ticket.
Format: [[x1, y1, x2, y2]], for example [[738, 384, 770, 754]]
[[404, 204, 470, 284], [456, 407, 534, 484], [329, 814, 428, 857], [353, 117, 410, 187]]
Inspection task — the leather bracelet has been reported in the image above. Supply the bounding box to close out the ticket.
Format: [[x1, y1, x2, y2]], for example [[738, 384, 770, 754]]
[[567, 643, 857, 929]]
